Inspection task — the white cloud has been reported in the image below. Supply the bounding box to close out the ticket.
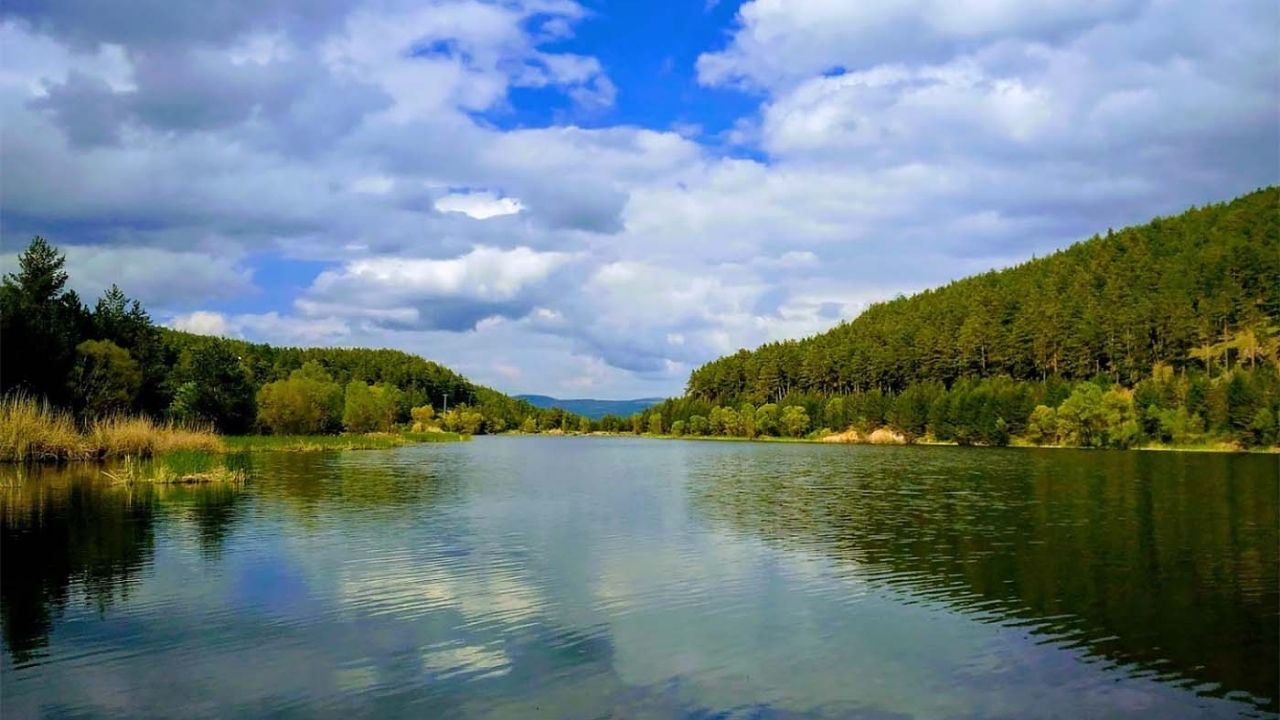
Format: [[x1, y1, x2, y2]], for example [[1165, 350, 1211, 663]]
[[312, 245, 572, 302], [434, 191, 524, 219], [169, 310, 234, 337], [167, 310, 350, 345], [2, 0, 1274, 397], [59, 246, 253, 308], [696, 0, 1145, 89]]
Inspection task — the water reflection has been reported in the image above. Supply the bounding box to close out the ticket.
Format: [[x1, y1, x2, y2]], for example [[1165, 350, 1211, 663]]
[[690, 446, 1280, 710], [1, 439, 1276, 718], [0, 464, 248, 663]]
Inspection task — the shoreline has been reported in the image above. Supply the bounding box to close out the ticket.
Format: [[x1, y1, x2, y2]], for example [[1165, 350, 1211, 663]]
[[504, 430, 1279, 454]]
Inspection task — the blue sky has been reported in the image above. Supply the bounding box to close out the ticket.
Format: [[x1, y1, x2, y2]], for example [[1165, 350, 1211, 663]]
[[1, 0, 1276, 398]]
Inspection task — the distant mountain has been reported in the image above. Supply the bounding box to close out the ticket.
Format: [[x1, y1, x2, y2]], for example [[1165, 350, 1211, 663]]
[[516, 395, 665, 419]]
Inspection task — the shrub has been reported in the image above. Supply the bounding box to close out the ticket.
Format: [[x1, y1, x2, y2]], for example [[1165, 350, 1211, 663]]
[[257, 363, 343, 435], [780, 405, 810, 437], [1025, 405, 1058, 445]]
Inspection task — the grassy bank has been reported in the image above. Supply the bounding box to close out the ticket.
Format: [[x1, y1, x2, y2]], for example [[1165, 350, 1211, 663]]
[[1, 396, 468, 463], [223, 431, 467, 453], [1, 396, 222, 462]]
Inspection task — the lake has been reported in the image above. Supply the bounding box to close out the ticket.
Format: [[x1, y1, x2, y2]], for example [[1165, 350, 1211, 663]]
[[1, 437, 1276, 718]]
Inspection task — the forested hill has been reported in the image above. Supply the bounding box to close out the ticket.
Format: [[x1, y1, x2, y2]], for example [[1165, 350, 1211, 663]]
[[686, 187, 1279, 404], [0, 236, 583, 435]]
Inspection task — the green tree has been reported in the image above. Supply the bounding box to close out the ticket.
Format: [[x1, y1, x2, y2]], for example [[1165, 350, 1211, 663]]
[[0, 237, 90, 406], [257, 362, 343, 434], [780, 405, 810, 437], [441, 405, 484, 434], [890, 382, 940, 441], [1100, 388, 1140, 448], [520, 416, 538, 433], [1248, 407, 1277, 446], [92, 284, 166, 414], [755, 404, 779, 436], [648, 413, 664, 435], [579, 416, 592, 434], [1057, 383, 1107, 447], [343, 380, 400, 433], [168, 341, 256, 433], [738, 402, 757, 438], [687, 415, 709, 436], [1156, 406, 1204, 444], [410, 404, 436, 430], [73, 339, 141, 417], [1225, 373, 1258, 435], [1025, 405, 1059, 445]]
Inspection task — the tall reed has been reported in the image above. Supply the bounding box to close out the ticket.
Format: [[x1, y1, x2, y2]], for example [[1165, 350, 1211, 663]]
[[0, 395, 223, 462], [0, 395, 85, 461]]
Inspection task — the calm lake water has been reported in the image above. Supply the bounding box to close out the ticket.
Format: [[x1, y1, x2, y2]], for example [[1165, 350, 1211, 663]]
[[1, 437, 1277, 718]]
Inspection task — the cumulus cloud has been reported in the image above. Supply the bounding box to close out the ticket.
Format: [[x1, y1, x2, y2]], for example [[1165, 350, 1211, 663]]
[[168, 310, 350, 345], [169, 310, 234, 337], [297, 246, 575, 331], [1, 0, 1274, 397], [696, 0, 1147, 89], [0, 244, 253, 309], [435, 191, 523, 219]]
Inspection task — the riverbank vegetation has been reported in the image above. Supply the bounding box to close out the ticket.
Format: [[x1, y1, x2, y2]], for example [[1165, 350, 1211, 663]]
[[223, 431, 465, 453], [0, 395, 223, 462], [101, 451, 249, 484], [0, 237, 590, 460], [621, 189, 1280, 451]]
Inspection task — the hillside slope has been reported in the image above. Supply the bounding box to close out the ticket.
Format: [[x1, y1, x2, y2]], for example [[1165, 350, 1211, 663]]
[[516, 395, 664, 419], [687, 187, 1279, 404]]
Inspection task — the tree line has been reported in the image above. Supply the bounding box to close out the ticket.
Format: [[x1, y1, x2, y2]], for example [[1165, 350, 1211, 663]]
[[639, 188, 1280, 448], [0, 238, 588, 436]]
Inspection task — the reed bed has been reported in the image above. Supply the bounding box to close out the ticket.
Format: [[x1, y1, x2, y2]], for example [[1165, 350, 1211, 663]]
[[0, 396, 223, 462], [102, 451, 248, 484]]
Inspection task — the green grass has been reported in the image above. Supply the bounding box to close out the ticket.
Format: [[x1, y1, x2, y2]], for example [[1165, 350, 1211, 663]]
[[223, 431, 467, 453], [400, 431, 469, 443], [102, 451, 249, 484]]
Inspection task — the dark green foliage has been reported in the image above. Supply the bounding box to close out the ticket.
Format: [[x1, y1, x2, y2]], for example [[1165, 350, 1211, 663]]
[[665, 188, 1278, 448], [686, 188, 1278, 402], [256, 362, 343, 434], [0, 237, 91, 407], [92, 285, 168, 415], [167, 340, 257, 434], [0, 237, 589, 435], [73, 339, 142, 417]]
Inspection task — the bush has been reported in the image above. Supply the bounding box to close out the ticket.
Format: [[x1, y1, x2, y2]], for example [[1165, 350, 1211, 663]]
[[1025, 405, 1058, 445], [410, 404, 436, 431], [687, 415, 709, 436], [343, 381, 401, 433], [648, 413, 664, 435], [441, 406, 484, 434], [257, 362, 343, 435], [780, 405, 810, 437], [1057, 383, 1107, 447], [754, 404, 779, 436]]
